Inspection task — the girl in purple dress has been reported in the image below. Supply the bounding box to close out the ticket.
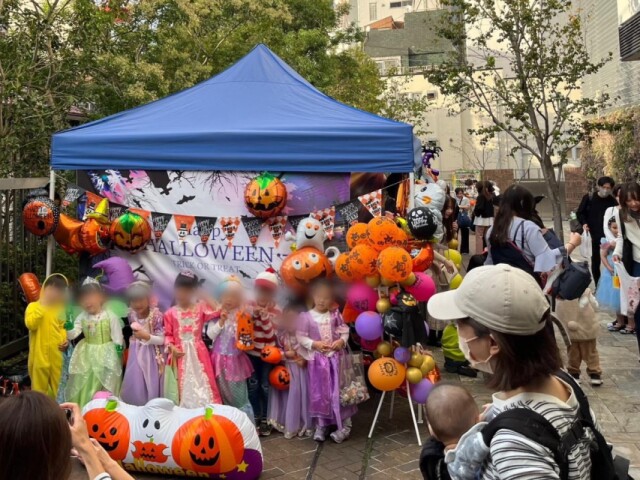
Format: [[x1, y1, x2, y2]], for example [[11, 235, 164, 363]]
[[267, 304, 312, 438], [297, 280, 357, 443], [121, 281, 165, 406]]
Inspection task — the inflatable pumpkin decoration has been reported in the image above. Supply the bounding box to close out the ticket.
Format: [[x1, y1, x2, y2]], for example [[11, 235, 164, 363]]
[[244, 172, 287, 219], [260, 345, 283, 364], [172, 407, 245, 474], [110, 211, 152, 253], [54, 214, 85, 254], [80, 219, 110, 256], [84, 401, 131, 461], [18, 273, 41, 304], [280, 247, 333, 291], [346, 223, 369, 249], [269, 365, 290, 391], [377, 247, 412, 282], [22, 196, 60, 236], [348, 244, 378, 277], [367, 217, 404, 252]]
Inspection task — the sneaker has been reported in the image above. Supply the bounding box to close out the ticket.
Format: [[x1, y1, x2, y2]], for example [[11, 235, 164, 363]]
[[570, 372, 581, 384], [590, 374, 603, 387], [330, 428, 350, 444], [259, 421, 272, 437], [456, 364, 478, 378], [313, 426, 327, 442]]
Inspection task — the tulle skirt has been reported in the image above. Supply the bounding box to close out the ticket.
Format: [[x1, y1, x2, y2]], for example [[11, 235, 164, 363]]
[[65, 341, 122, 407], [596, 267, 620, 313]]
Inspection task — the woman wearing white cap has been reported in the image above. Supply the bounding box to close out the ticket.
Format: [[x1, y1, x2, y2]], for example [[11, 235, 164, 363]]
[[428, 264, 596, 479]]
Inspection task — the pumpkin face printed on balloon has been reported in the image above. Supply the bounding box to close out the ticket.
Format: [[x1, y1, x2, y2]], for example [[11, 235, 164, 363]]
[[269, 365, 290, 390], [84, 406, 131, 461], [244, 172, 287, 219], [172, 407, 245, 474], [280, 247, 332, 291], [110, 212, 152, 253], [22, 197, 60, 236], [132, 415, 169, 464], [346, 223, 369, 249]]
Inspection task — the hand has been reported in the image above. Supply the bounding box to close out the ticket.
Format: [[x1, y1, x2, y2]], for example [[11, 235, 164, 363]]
[[612, 254, 621, 263], [452, 221, 459, 232], [171, 345, 185, 358], [133, 330, 151, 341], [607, 267, 615, 274], [294, 357, 307, 368], [218, 310, 228, 327], [569, 232, 582, 247], [284, 349, 296, 359], [254, 306, 265, 318], [331, 339, 345, 351], [312, 341, 330, 352], [444, 260, 455, 273], [60, 403, 91, 451], [583, 224, 589, 233], [58, 340, 69, 352], [88, 439, 118, 471]]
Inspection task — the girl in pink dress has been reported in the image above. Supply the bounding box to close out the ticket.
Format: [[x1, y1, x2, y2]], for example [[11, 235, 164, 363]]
[[164, 271, 221, 408]]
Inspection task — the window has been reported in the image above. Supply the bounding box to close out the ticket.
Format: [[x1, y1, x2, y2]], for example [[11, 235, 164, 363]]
[[369, 2, 377, 21], [426, 91, 437, 101], [374, 57, 401, 75], [391, 0, 412, 7]]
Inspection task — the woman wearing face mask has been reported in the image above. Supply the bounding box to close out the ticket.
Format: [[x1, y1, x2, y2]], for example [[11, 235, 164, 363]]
[[427, 264, 598, 479]]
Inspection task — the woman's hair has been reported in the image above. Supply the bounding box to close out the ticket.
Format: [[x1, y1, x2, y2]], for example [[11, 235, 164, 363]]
[[0, 391, 72, 480], [454, 187, 464, 195], [458, 315, 562, 391], [619, 182, 640, 223], [489, 184, 536, 246], [477, 180, 494, 200], [174, 270, 199, 289], [613, 184, 622, 199], [441, 196, 457, 242], [608, 216, 618, 228]]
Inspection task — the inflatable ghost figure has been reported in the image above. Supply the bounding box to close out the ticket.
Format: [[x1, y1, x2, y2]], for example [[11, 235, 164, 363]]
[[82, 397, 263, 479], [284, 216, 339, 264], [414, 183, 446, 242]]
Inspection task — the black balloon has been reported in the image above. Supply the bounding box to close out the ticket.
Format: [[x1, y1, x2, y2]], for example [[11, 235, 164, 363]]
[[407, 207, 437, 240]]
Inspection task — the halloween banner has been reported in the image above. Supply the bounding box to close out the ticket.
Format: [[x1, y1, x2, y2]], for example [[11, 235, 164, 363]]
[[173, 215, 195, 243], [311, 206, 335, 240], [195, 216, 217, 244], [218, 217, 241, 248], [83, 192, 103, 220], [265, 216, 287, 247], [287, 214, 307, 233], [358, 190, 383, 218], [241, 216, 263, 246], [129, 208, 151, 221], [63, 184, 84, 207], [152, 213, 173, 239], [336, 200, 360, 227], [109, 204, 125, 222]]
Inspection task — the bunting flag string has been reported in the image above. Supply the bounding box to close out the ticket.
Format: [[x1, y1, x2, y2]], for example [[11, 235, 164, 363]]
[[63, 184, 84, 207], [336, 200, 360, 227], [109, 204, 125, 222], [287, 214, 308, 233], [195, 216, 217, 244], [152, 212, 173, 239], [358, 189, 383, 218], [241, 216, 264, 246], [173, 215, 196, 243], [311, 206, 336, 240], [265, 216, 288, 247], [219, 217, 241, 247], [83, 192, 104, 220]]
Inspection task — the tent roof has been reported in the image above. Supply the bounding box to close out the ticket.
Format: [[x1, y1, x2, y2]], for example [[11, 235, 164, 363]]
[[51, 44, 415, 173]]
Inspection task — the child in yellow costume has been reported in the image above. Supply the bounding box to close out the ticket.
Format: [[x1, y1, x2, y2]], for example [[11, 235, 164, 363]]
[[24, 274, 70, 399]]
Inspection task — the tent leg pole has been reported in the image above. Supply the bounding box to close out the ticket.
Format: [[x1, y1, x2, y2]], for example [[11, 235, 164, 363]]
[[409, 172, 415, 210], [45, 169, 55, 276]]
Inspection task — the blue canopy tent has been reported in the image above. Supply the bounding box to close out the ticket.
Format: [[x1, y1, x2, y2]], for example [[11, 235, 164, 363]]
[[51, 44, 416, 173]]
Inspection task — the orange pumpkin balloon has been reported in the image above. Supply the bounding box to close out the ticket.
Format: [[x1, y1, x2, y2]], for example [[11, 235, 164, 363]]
[[171, 407, 245, 474], [53, 214, 85, 254], [84, 406, 131, 461], [260, 345, 282, 364], [348, 244, 379, 277], [377, 247, 412, 282], [280, 247, 333, 292], [335, 252, 359, 282], [110, 211, 152, 254], [367, 217, 404, 251], [346, 223, 369, 249], [410, 243, 435, 271], [269, 365, 291, 391], [395, 229, 409, 249], [244, 172, 288, 219], [22, 197, 60, 236], [18, 273, 41, 304], [80, 219, 110, 256]]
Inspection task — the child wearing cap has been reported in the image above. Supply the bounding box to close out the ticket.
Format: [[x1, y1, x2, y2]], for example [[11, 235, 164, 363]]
[[248, 267, 280, 436]]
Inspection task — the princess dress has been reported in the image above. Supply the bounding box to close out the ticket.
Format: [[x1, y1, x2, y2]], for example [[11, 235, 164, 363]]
[[65, 310, 124, 406], [596, 240, 621, 313], [121, 308, 165, 406], [164, 303, 221, 408]]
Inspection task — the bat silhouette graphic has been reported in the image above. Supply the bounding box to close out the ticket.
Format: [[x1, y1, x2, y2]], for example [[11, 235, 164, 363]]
[[177, 195, 196, 205], [238, 270, 251, 279]]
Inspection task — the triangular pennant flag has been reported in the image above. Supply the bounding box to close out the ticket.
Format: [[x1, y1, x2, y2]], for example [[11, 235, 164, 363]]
[[219, 217, 241, 247], [241, 216, 264, 246], [336, 200, 361, 227], [63, 184, 84, 207], [83, 192, 103, 220], [287, 214, 307, 233], [195, 216, 217, 244], [265, 216, 288, 247], [128, 208, 151, 221], [173, 214, 195, 242], [109, 204, 125, 221], [358, 189, 383, 217], [311, 206, 336, 240], [152, 212, 173, 239]]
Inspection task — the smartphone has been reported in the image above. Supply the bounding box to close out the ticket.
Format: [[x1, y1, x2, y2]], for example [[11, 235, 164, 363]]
[[64, 408, 74, 425]]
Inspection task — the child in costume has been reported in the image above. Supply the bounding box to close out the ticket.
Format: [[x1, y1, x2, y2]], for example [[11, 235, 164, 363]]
[[267, 304, 312, 438], [65, 279, 124, 406], [121, 281, 165, 405], [24, 274, 69, 399], [164, 271, 221, 408], [207, 276, 255, 420], [297, 279, 356, 443], [248, 268, 279, 435], [597, 217, 622, 314]]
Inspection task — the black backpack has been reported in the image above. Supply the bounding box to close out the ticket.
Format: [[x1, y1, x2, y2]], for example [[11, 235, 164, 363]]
[[549, 261, 592, 301], [489, 221, 542, 286], [482, 370, 631, 480]]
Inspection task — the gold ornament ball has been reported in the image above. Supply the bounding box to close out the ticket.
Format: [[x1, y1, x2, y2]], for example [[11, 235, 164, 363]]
[[366, 275, 381, 288], [380, 277, 396, 286], [406, 367, 423, 384], [448, 239, 459, 250], [376, 298, 391, 314], [400, 272, 417, 287], [408, 352, 425, 368], [373, 350, 382, 359], [449, 273, 463, 290], [420, 355, 436, 374], [376, 341, 393, 357]]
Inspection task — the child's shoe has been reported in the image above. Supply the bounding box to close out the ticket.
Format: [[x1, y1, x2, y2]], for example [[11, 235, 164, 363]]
[[313, 426, 327, 442], [259, 420, 272, 437], [589, 374, 603, 387], [570, 372, 581, 384], [330, 427, 350, 444]]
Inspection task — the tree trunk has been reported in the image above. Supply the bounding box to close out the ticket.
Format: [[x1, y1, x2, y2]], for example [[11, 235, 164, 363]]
[[539, 154, 564, 242]]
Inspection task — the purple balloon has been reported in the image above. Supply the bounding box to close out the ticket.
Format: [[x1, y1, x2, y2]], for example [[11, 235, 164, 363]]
[[393, 346, 411, 364], [355, 311, 383, 341], [410, 378, 434, 404]]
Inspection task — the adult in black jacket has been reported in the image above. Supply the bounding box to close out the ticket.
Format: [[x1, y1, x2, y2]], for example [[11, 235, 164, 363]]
[[576, 176, 617, 284]]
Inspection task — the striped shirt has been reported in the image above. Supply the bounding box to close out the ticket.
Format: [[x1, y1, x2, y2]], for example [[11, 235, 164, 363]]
[[247, 302, 279, 356], [481, 379, 594, 480]]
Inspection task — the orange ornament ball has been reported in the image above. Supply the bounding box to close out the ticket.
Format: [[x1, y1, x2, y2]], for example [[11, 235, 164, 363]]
[[348, 244, 379, 277], [260, 345, 283, 364], [367, 217, 403, 251], [377, 247, 412, 282], [346, 223, 369, 249]]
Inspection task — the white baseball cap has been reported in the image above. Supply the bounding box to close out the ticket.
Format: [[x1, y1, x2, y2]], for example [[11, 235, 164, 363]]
[[427, 264, 550, 335]]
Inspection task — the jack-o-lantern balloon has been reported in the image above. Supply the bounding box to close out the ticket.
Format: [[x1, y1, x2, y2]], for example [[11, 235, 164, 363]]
[[110, 211, 152, 253], [80, 219, 110, 256], [84, 405, 131, 461], [244, 172, 287, 219], [22, 197, 60, 236], [260, 345, 283, 364], [172, 407, 245, 474], [346, 223, 369, 249], [367, 217, 404, 252], [348, 244, 378, 277], [54, 214, 85, 254], [269, 365, 290, 391], [410, 243, 434, 271], [377, 247, 412, 282], [280, 247, 333, 291], [18, 273, 41, 304], [335, 252, 359, 282]]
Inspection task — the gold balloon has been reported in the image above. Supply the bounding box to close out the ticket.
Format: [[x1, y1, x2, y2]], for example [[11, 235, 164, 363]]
[[376, 298, 391, 314], [420, 355, 436, 374], [373, 350, 382, 359], [376, 341, 393, 357], [408, 352, 425, 368], [406, 367, 423, 384], [449, 273, 463, 290], [365, 275, 381, 288], [380, 277, 396, 286], [401, 272, 417, 287], [448, 239, 459, 250]]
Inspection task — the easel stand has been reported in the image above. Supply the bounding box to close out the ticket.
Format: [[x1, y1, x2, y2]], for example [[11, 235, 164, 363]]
[[367, 379, 423, 446]]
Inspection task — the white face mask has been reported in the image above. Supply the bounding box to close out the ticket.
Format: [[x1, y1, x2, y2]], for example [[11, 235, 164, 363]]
[[458, 335, 494, 374], [598, 187, 612, 198]]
